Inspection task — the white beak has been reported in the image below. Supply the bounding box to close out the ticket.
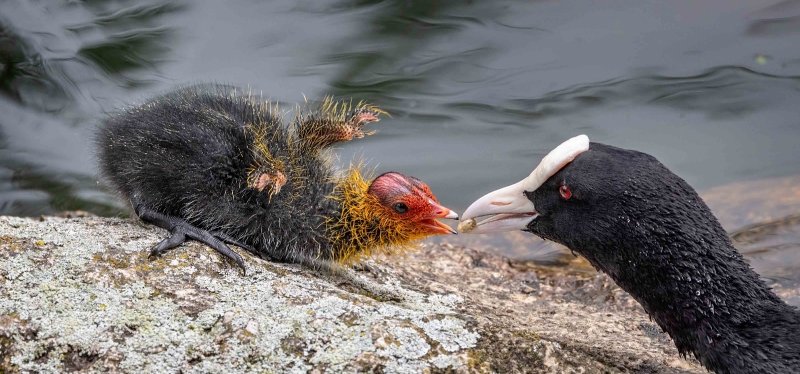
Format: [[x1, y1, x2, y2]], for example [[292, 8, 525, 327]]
[[459, 135, 590, 234]]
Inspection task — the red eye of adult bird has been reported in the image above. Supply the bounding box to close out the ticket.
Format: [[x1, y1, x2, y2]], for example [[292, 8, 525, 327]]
[[559, 185, 571, 199]]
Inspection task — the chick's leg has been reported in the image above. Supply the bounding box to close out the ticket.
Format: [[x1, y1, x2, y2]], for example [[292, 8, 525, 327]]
[[151, 231, 186, 253], [210, 231, 256, 253], [352, 262, 380, 275], [133, 203, 246, 273], [303, 257, 403, 302]]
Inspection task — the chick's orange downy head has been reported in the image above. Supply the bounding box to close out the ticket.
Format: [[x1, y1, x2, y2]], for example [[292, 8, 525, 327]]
[[367, 172, 458, 236], [326, 168, 458, 264]]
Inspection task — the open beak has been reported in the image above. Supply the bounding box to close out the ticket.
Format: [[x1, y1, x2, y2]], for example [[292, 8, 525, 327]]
[[458, 182, 539, 234], [420, 200, 459, 235], [459, 134, 591, 235]]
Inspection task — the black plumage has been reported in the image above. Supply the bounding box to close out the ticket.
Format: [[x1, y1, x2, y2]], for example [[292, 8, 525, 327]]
[[95, 84, 457, 280], [462, 139, 800, 373]]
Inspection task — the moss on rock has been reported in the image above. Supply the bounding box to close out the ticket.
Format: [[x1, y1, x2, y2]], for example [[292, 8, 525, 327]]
[[0, 216, 707, 373]]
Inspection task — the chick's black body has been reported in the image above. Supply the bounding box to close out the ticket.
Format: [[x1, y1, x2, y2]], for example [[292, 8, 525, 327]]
[[530, 143, 800, 373], [97, 85, 364, 268]]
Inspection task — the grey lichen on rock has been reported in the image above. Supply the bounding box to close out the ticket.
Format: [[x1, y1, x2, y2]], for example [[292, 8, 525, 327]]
[[0, 216, 706, 373]]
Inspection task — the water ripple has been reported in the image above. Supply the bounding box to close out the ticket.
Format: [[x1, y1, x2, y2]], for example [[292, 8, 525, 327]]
[[443, 66, 800, 130]]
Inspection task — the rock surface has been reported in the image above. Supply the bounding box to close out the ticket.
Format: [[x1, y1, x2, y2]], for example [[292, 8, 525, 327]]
[[0, 216, 706, 373]]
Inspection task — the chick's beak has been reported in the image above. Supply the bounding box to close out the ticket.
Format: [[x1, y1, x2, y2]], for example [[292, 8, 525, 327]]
[[419, 200, 459, 235]]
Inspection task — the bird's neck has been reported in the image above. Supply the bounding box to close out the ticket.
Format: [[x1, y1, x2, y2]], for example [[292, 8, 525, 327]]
[[578, 202, 799, 371], [324, 167, 421, 264]]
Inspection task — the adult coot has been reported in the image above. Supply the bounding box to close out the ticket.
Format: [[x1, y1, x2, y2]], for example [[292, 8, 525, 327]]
[[460, 135, 800, 373]]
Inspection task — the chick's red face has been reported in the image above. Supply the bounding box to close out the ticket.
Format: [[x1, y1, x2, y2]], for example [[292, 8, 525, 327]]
[[368, 172, 458, 235]]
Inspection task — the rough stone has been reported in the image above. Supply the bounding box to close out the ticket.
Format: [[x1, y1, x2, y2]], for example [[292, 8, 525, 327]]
[[0, 216, 708, 373]]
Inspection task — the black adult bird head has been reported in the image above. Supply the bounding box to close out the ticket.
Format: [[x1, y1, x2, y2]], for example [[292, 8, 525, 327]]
[[459, 134, 680, 259], [459, 135, 591, 235]]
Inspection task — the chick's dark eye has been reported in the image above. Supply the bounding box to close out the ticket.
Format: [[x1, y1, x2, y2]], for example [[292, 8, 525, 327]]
[[393, 202, 409, 214], [559, 185, 572, 200]]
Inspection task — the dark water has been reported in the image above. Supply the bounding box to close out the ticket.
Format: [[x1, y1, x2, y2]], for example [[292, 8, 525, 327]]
[[1, 0, 799, 281]]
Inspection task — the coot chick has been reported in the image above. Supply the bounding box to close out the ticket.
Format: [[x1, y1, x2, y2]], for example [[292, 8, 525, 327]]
[[460, 135, 800, 373], [96, 84, 457, 291]]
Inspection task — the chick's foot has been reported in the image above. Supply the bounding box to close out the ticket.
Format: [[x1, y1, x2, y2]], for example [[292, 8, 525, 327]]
[[134, 203, 246, 274]]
